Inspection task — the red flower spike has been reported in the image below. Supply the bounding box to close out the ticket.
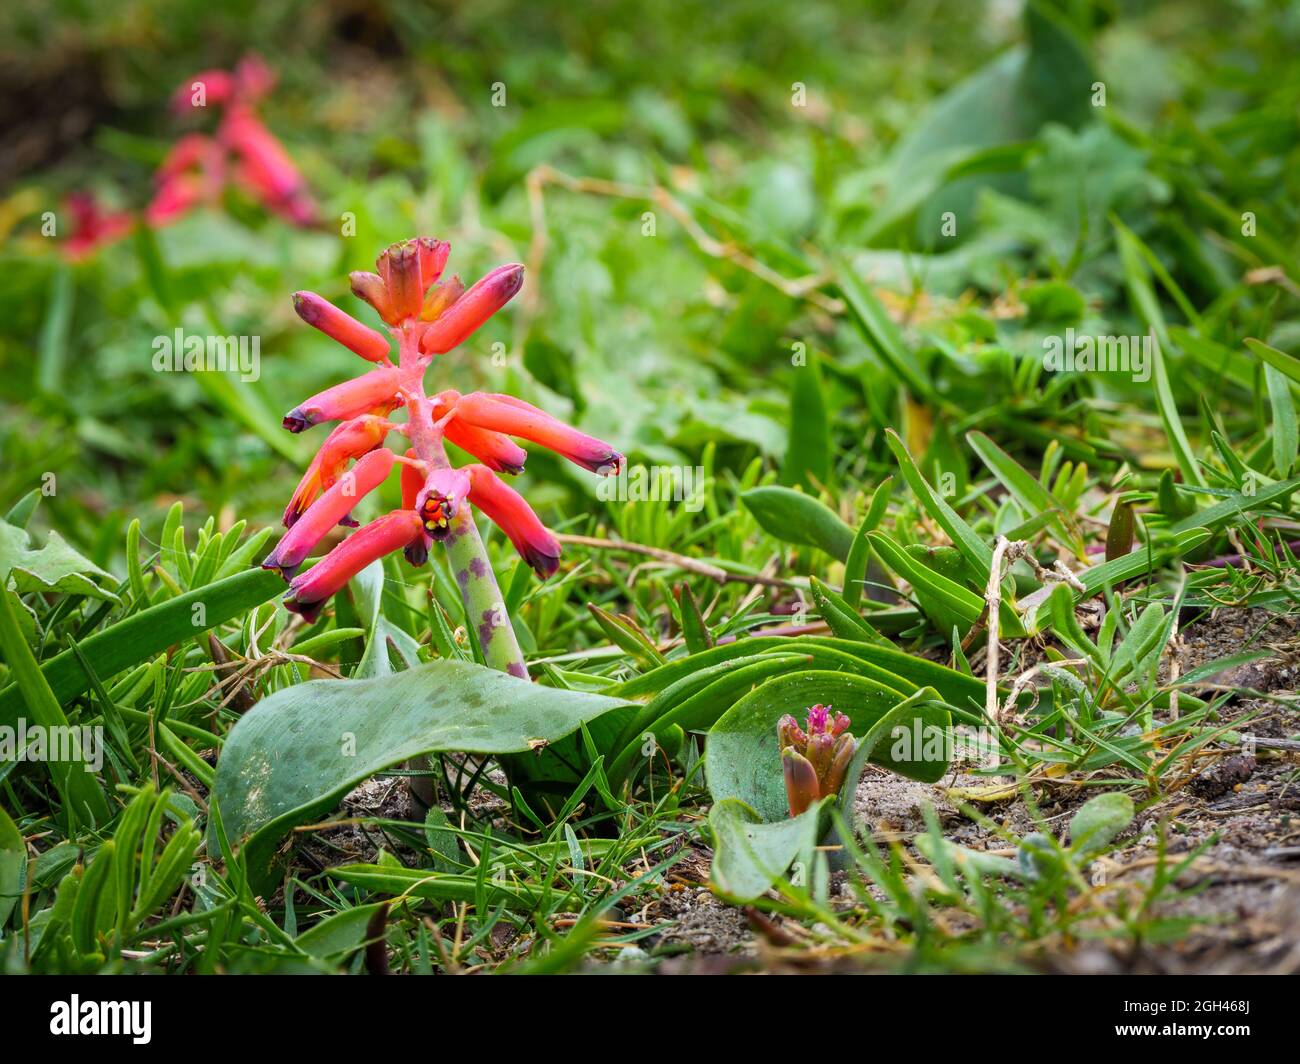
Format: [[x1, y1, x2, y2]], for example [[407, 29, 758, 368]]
[[275, 237, 608, 632], [465, 464, 561, 579], [63, 194, 133, 260], [444, 419, 528, 475], [284, 510, 423, 622], [282, 367, 403, 433], [292, 292, 391, 363], [233, 53, 276, 102], [263, 448, 397, 578], [419, 264, 524, 354], [452, 393, 622, 475]]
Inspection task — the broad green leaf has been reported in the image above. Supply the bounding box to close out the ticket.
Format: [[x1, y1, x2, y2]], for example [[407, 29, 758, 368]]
[[879, 0, 1093, 243], [708, 798, 822, 902], [740, 486, 855, 561], [0, 520, 117, 603], [212, 659, 631, 891], [1068, 793, 1135, 857]]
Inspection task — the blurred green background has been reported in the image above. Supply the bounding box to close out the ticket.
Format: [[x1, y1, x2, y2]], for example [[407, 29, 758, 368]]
[[1, 0, 1296, 573]]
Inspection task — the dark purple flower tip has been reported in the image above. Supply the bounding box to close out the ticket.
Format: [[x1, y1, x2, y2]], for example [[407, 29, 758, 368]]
[[282, 408, 312, 433], [520, 543, 561, 580], [284, 594, 325, 623]]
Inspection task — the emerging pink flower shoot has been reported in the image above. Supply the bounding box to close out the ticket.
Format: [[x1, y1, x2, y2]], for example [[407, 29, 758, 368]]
[[265, 237, 624, 651], [777, 704, 857, 817]]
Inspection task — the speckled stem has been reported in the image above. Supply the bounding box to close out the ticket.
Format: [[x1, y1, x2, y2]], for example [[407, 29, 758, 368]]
[[398, 328, 527, 678]]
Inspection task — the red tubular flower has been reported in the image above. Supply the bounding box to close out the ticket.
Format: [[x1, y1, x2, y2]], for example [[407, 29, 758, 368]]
[[169, 69, 235, 114], [444, 419, 528, 475], [419, 264, 525, 355], [285, 510, 424, 622], [264, 448, 397, 578], [465, 464, 561, 578], [400, 448, 423, 511], [282, 367, 403, 433], [451, 393, 622, 474], [63, 193, 133, 260], [284, 414, 393, 527], [292, 292, 391, 363], [777, 705, 857, 818], [221, 106, 317, 225], [145, 134, 224, 228]]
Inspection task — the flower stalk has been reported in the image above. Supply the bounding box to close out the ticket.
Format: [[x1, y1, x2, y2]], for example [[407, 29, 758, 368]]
[[265, 237, 623, 682]]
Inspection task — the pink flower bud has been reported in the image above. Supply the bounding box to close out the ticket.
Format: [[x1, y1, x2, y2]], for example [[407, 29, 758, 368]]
[[349, 271, 395, 326], [419, 264, 524, 354], [285, 510, 423, 622], [376, 240, 424, 323], [444, 419, 527, 475], [782, 748, 820, 818], [264, 448, 397, 578], [292, 292, 391, 363], [452, 393, 622, 475], [282, 367, 403, 432]]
